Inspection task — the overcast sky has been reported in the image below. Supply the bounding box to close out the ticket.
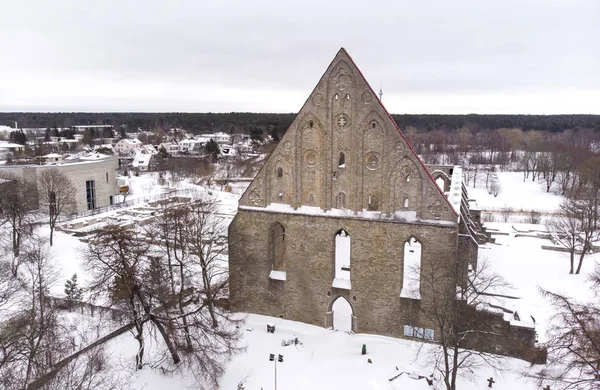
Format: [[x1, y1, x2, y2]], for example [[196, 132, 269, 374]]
[[1, 0, 598, 114]]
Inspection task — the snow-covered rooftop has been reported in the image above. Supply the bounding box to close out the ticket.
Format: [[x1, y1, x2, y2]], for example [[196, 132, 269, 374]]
[[447, 166, 463, 218], [0, 141, 25, 148], [240, 203, 457, 227]]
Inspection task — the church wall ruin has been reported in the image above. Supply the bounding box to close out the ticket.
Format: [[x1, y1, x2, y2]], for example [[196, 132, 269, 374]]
[[229, 208, 458, 338]]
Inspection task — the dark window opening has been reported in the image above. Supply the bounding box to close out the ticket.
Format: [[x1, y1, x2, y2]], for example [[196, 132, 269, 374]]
[[86, 180, 96, 210], [271, 223, 285, 271], [338, 152, 346, 167], [277, 167, 283, 178], [367, 194, 379, 211]]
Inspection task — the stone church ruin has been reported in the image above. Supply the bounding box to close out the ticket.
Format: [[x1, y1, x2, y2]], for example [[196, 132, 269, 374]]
[[228, 48, 543, 363]]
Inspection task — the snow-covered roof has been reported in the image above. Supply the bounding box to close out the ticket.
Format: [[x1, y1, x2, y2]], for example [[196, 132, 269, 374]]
[[75, 153, 112, 161], [240, 203, 457, 227], [0, 142, 25, 148], [118, 138, 142, 145], [43, 153, 63, 158], [468, 198, 480, 211], [447, 166, 463, 218], [132, 151, 152, 167]]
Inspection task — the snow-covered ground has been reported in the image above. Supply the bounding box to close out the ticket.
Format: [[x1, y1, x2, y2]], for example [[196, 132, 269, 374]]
[[39, 172, 599, 389], [468, 171, 563, 212]]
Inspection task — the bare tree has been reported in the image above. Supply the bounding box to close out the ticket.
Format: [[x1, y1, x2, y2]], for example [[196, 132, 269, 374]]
[[86, 217, 243, 387], [500, 206, 512, 223], [37, 169, 76, 246], [85, 225, 163, 369], [417, 259, 509, 390], [147, 192, 244, 386], [41, 345, 125, 390], [489, 181, 500, 197], [548, 201, 584, 274], [20, 237, 62, 388], [529, 269, 600, 389], [560, 189, 600, 275], [0, 258, 24, 383], [0, 173, 37, 274], [0, 237, 65, 390]]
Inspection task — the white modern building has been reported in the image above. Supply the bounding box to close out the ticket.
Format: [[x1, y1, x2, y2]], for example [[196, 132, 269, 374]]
[[0, 153, 119, 213]]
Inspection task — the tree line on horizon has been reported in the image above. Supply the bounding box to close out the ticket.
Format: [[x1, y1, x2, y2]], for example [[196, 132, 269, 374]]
[[1, 113, 599, 139]]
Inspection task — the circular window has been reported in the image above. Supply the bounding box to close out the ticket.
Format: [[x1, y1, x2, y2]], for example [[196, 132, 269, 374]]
[[336, 114, 350, 130], [305, 150, 317, 167], [364, 152, 380, 170]]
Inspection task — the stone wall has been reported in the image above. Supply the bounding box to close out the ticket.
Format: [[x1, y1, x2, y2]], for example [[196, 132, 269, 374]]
[[229, 208, 458, 339], [239, 49, 457, 224], [460, 303, 546, 363], [228, 48, 542, 364]]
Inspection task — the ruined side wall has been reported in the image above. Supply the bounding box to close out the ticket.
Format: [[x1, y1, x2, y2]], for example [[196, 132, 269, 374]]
[[460, 304, 546, 363], [229, 208, 458, 339]]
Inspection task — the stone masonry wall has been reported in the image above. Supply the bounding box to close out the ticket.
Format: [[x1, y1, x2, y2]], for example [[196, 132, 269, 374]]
[[229, 208, 458, 339]]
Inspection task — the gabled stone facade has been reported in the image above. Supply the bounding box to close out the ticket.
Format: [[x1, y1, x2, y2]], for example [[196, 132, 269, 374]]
[[238, 49, 455, 221], [228, 48, 542, 362]]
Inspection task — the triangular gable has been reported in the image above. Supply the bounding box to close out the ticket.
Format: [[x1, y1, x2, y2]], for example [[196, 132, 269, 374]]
[[239, 48, 458, 223]]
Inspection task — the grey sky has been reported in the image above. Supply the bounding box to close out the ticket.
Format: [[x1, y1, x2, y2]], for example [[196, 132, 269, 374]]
[[1, 0, 598, 114]]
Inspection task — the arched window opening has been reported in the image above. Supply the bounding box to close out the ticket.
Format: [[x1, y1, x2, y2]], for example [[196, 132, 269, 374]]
[[345, 94, 351, 100], [332, 229, 351, 289], [309, 120, 314, 128], [334, 93, 339, 100], [436, 176, 445, 191], [269, 223, 286, 281], [336, 192, 346, 209], [400, 237, 422, 299], [367, 194, 379, 211], [338, 152, 346, 168], [277, 167, 283, 178], [371, 121, 377, 129], [406, 174, 410, 182], [404, 198, 409, 208], [332, 297, 353, 332]]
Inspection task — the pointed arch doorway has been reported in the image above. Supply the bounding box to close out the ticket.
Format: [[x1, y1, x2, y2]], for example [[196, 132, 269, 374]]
[[325, 296, 357, 333]]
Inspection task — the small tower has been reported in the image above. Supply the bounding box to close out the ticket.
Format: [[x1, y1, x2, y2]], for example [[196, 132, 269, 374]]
[[378, 86, 383, 101]]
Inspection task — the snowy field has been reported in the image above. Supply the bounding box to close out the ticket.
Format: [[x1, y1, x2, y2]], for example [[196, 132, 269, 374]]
[[39, 172, 599, 389], [468, 171, 563, 213]]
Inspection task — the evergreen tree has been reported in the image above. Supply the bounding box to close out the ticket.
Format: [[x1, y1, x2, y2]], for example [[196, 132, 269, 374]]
[[9, 130, 27, 145], [64, 273, 83, 309], [159, 145, 168, 158], [204, 139, 220, 162]]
